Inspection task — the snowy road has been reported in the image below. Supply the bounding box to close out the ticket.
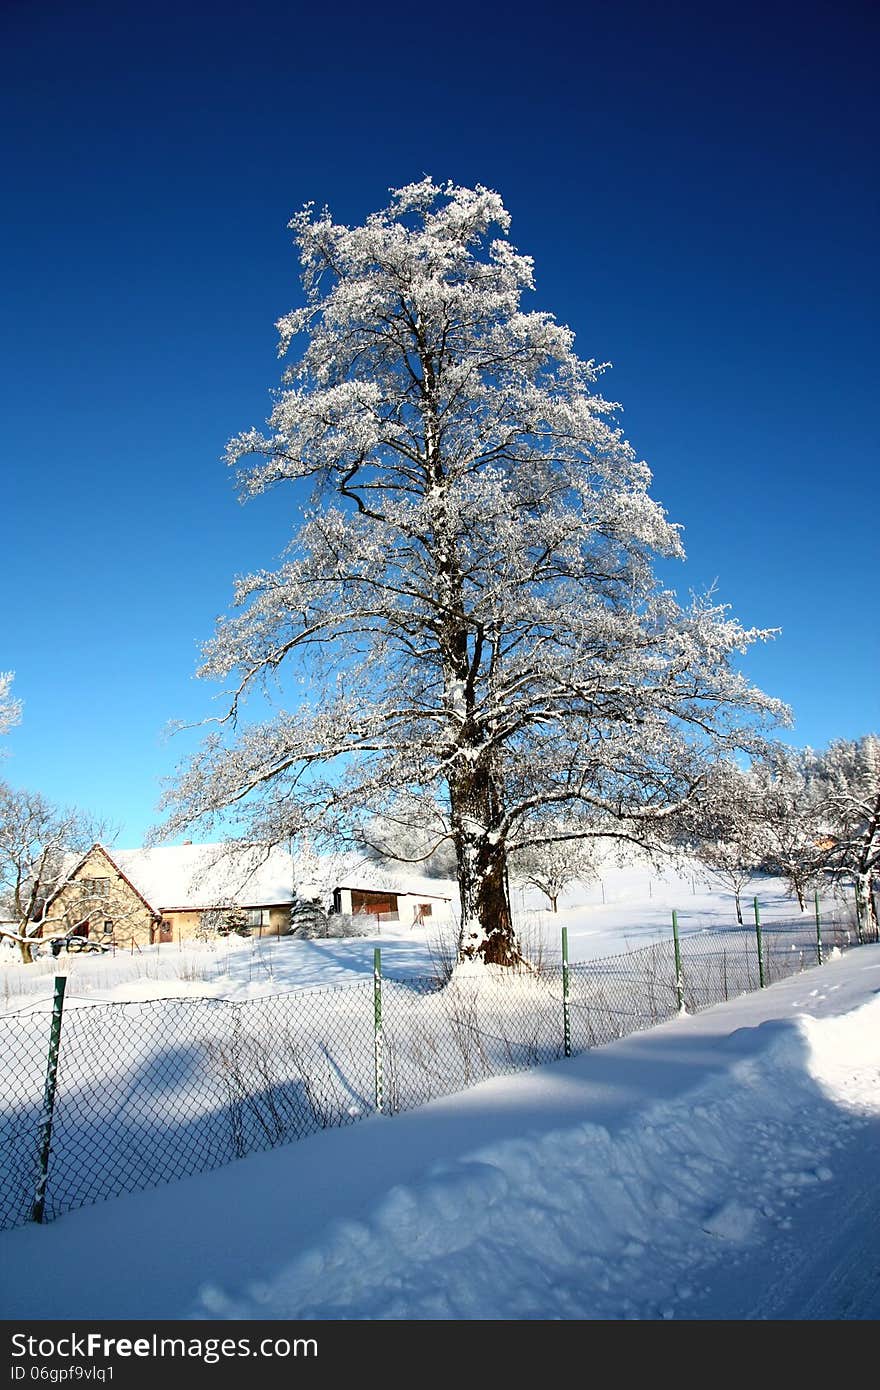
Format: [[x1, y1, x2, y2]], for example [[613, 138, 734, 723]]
[[2, 945, 879, 1320], [698, 1119, 880, 1320]]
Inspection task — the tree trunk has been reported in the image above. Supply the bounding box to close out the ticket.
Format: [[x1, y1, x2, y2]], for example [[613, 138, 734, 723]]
[[734, 891, 743, 926], [548, 893, 558, 913], [855, 871, 878, 943], [435, 500, 516, 962], [451, 767, 517, 966], [458, 839, 516, 965], [17, 936, 34, 965]]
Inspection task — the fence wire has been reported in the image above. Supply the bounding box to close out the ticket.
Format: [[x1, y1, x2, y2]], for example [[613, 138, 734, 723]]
[[0, 909, 864, 1231]]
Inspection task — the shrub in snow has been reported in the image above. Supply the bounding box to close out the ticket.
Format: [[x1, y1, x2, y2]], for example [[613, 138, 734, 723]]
[[198, 907, 251, 939], [287, 900, 367, 939]]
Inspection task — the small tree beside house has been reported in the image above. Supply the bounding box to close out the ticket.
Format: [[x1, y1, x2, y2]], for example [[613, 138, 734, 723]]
[[288, 896, 333, 937], [0, 782, 113, 963], [197, 906, 252, 939]]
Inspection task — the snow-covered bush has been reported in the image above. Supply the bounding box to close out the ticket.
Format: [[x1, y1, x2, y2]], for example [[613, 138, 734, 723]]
[[288, 899, 368, 940]]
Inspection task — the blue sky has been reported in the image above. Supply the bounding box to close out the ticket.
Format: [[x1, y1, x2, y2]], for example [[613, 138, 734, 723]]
[[1, 0, 877, 844]]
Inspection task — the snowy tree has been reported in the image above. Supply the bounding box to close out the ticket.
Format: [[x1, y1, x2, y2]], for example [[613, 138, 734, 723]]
[[749, 750, 825, 910], [0, 782, 110, 963], [288, 897, 328, 936], [0, 672, 21, 741], [162, 178, 786, 965], [196, 906, 251, 939], [358, 794, 458, 879], [510, 819, 599, 911], [667, 761, 766, 925], [812, 736, 880, 941]]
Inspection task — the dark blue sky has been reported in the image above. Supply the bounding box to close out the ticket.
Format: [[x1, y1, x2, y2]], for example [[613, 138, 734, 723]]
[[1, 0, 877, 842]]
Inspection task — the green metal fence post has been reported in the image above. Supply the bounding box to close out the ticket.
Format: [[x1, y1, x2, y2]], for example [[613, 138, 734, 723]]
[[753, 897, 766, 989], [561, 927, 572, 1057], [373, 947, 383, 1114], [32, 975, 67, 1224], [814, 890, 823, 966], [672, 910, 685, 1013]]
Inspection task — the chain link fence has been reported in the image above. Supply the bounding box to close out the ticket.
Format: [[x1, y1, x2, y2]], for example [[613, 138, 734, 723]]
[[0, 905, 864, 1231]]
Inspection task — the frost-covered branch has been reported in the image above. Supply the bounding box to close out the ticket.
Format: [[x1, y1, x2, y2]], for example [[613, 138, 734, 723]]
[[0, 672, 21, 742]]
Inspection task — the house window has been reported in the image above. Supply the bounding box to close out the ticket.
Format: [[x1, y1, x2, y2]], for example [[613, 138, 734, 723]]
[[80, 878, 109, 898], [243, 908, 271, 928], [103, 920, 113, 935]]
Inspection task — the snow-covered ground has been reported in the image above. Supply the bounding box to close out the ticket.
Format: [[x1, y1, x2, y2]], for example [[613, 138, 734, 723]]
[[0, 850, 857, 1011], [2, 945, 878, 1320]]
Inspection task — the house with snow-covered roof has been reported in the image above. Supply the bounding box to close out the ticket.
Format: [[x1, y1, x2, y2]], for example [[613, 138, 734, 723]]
[[42, 842, 296, 948], [39, 841, 454, 948]]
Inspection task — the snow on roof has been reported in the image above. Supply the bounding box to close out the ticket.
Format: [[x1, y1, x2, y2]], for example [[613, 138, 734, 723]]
[[337, 884, 452, 900], [96, 843, 451, 913], [114, 843, 295, 911], [326, 850, 455, 901]]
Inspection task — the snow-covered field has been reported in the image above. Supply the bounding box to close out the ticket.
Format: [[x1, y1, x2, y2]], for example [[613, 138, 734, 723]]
[[2, 944, 878, 1320], [0, 851, 858, 1011], [0, 851, 866, 1283]]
